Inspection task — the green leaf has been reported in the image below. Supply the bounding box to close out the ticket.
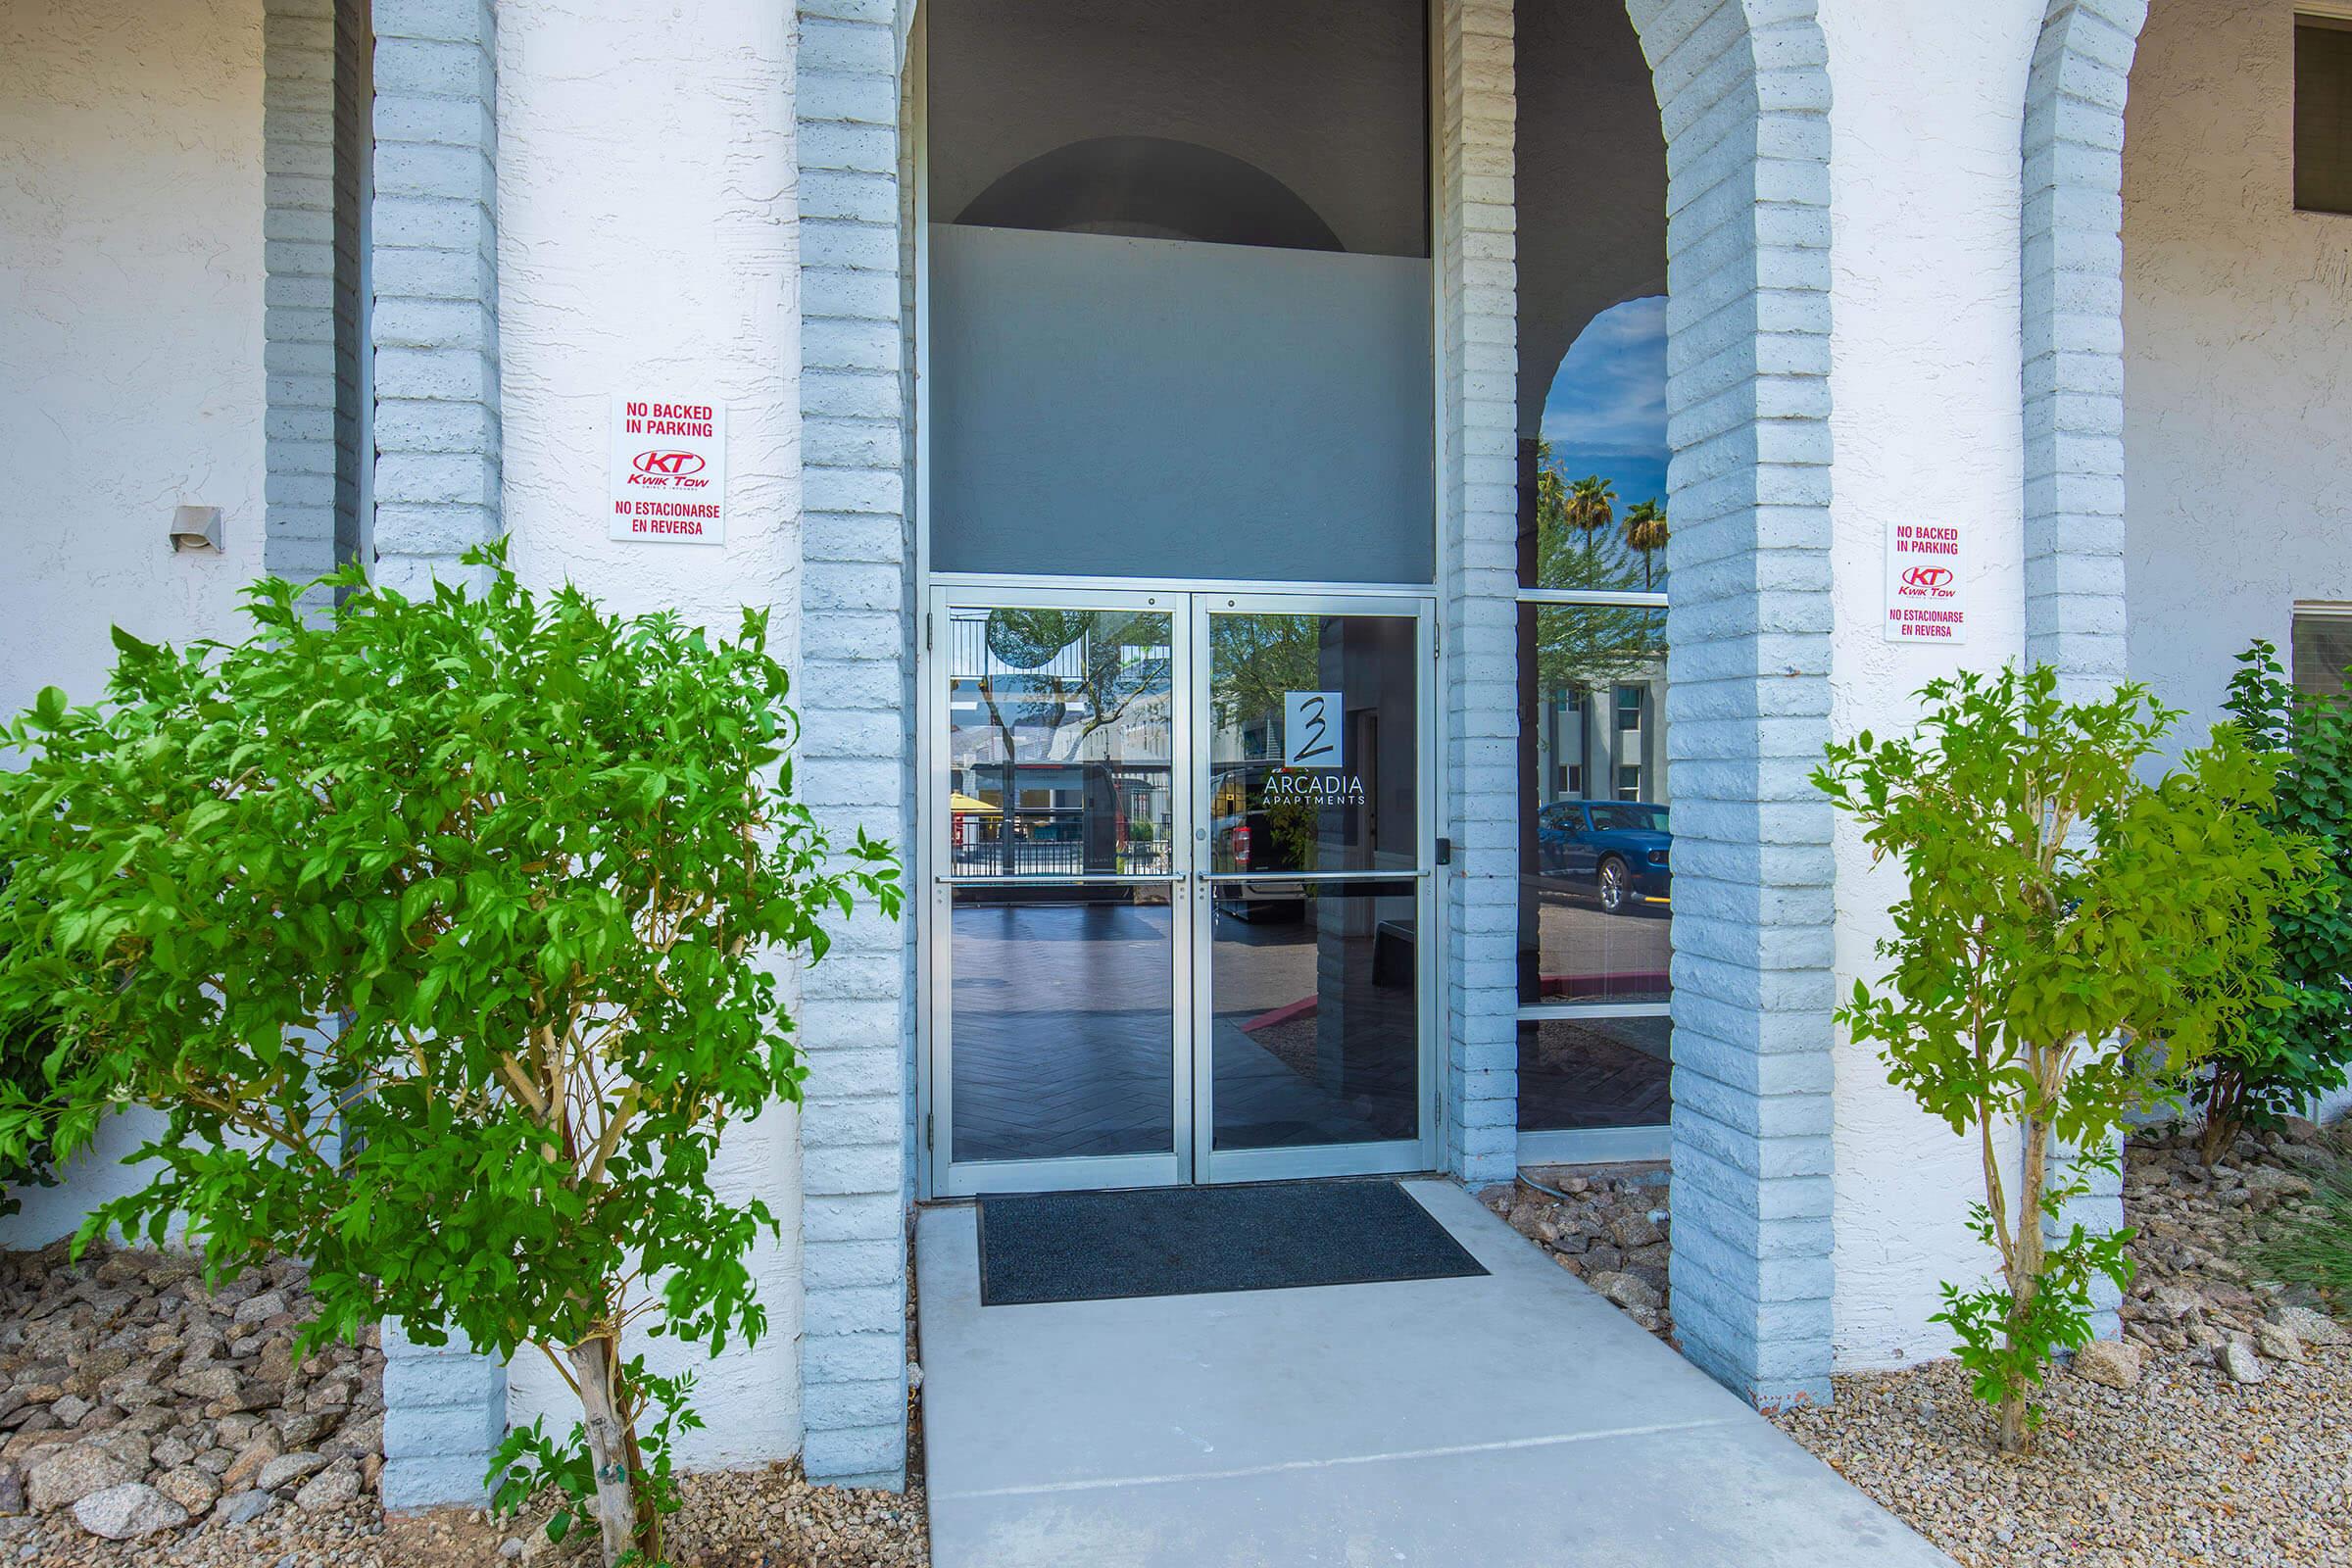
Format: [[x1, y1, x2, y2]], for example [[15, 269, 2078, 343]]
[[0, 551, 901, 1558]]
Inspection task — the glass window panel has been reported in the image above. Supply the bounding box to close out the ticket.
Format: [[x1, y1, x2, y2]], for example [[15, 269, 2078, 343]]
[[1519, 298, 1670, 594], [2296, 18, 2352, 217], [947, 608, 1173, 876], [2292, 610, 2352, 700], [1206, 613, 1417, 876], [1210, 881, 1419, 1152], [1518, 1015, 1671, 1133], [1518, 604, 1671, 1007], [949, 884, 1176, 1163]]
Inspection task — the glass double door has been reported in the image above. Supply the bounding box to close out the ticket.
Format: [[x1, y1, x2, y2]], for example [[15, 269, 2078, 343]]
[[927, 587, 1434, 1196]]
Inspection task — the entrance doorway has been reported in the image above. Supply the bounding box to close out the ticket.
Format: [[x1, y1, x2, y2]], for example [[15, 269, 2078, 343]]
[[924, 586, 1435, 1197]]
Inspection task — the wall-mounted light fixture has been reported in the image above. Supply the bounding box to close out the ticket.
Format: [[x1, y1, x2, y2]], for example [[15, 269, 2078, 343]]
[[170, 506, 223, 553]]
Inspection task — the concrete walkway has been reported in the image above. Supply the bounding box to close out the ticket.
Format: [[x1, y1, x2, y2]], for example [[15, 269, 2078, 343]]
[[915, 1179, 1955, 1568]]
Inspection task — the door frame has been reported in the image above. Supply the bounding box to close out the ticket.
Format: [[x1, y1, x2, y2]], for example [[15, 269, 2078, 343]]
[[1187, 590, 1440, 1186], [917, 578, 1439, 1199]]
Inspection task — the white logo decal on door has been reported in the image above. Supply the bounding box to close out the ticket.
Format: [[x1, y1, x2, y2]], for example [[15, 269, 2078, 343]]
[[1283, 691, 1343, 766]]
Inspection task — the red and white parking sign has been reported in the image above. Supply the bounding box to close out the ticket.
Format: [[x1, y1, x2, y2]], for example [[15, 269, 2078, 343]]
[[610, 396, 726, 545], [1883, 520, 1968, 644]]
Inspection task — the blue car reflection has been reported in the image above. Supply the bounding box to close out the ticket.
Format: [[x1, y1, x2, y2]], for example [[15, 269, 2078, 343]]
[[1535, 801, 1671, 914]]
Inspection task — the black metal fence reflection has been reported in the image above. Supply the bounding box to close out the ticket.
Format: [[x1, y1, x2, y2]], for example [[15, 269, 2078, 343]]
[[951, 808, 1173, 875]]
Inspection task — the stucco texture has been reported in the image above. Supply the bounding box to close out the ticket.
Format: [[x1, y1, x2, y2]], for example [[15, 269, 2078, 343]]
[[1819, 0, 2050, 1371], [2126, 0, 2352, 1119], [2125, 0, 2352, 739], [0, 0, 268, 728], [491, 0, 808, 1469], [0, 0, 267, 1250]]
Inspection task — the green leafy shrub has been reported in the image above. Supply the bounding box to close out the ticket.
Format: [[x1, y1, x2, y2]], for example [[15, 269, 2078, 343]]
[[1816, 665, 2314, 1453], [0, 880, 73, 1217], [0, 549, 900, 1566], [2197, 641, 2352, 1161]]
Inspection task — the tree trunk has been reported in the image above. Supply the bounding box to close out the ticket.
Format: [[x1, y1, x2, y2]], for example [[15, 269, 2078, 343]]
[[567, 1335, 643, 1568], [2201, 1064, 2245, 1166], [1998, 1115, 2052, 1456]]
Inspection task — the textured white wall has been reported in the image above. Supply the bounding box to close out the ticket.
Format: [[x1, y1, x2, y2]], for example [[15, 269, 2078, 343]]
[[491, 0, 806, 1469], [2125, 0, 2352, 1122], [1818, 0, 2047, 1371], [0, 0, 267, 1249], [2125, 0, 2352, 738], [0, 0, 268, 730]]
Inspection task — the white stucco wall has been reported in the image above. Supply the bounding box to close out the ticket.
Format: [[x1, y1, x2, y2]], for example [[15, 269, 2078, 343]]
[[2125, 0, 2352, 739], [0, 0, 268, 729], [1817, 0, 2046, 1370], [2125, 0, 2352, 1124], [490, 0, 807, 1469], [0, 0, 267, 1249]]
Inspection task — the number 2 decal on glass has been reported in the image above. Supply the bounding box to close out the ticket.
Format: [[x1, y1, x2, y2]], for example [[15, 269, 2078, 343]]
[[1284, 691, 1343, 766]]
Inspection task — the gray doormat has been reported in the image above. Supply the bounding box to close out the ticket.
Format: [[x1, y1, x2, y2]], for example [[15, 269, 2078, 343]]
[[976, 1180, 1488, 1305]]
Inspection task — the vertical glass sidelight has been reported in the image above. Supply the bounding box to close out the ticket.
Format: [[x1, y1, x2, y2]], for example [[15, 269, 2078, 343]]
[[1203, 610, 1424, 1158], [1513, 0, 1674, 1150], [1515, 602, 1672, 1137], [1511, 300, 1674, 1142], [1519, 605, 1671, 1005]]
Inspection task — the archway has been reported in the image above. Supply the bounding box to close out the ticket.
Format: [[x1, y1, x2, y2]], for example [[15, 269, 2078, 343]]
[[1449, 0, 1839, 1407]]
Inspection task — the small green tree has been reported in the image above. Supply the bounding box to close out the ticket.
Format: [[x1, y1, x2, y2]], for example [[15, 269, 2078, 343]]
[[1815, 665, 2312, 1453], [0, 550, 900, 1566], [2196, 640, 2352, 1161]]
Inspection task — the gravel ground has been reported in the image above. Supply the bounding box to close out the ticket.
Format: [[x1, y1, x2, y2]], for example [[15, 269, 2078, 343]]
[[0, 1236, 930, 1566], [388, 1463, 930, 1568], [1495, 1121, 2352, 1566], [1479, 1163, 1675, 1340], [1767, 1122, 2352, 1568], [1770, 1340, 2351, 1567], [0, 1462, 930, 1566]]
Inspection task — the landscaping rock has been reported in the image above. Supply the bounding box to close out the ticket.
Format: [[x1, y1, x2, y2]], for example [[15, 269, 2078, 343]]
[[2072, 1339, 2142, 1390], [255, 1449, 330, 1494], [293, 1457, 361, 1512], [1490, 1168, 1675, 1341], [85, 1431, 149, 1476], [2271, 1303, 2347, 1348], [70, 1482, 186, 1541], [154, 1463, 219, 1515], [0, 1242, 384, 1549], [24, 1445, 131, 1512], [1607, 1211, 1661, 1250], [2254, 1321, 2305, 1362], [2221, 1336, 2267, 1384], [220, 1431, 282, 1493], [232, 1290, 290, 1325], [1771, 1125, 2352, 1568], [1588, 1271, 1662, 1313]]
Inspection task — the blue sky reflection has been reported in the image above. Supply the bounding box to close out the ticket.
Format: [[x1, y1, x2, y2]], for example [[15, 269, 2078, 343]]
[[1540, 295, 1669, 511]]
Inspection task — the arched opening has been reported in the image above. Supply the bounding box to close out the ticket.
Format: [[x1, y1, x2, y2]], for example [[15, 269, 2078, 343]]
[[954, 136, 1345, 252], [1512, 2, 1674, 1170]]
